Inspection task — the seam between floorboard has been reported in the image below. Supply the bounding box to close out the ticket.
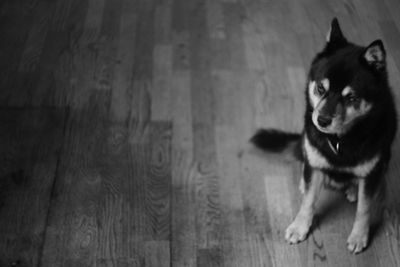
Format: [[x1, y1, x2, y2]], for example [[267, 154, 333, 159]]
[[36, 106, 70, 267]]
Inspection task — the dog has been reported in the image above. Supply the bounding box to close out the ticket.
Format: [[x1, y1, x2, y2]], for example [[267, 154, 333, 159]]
[[250, 18, 397, 254]]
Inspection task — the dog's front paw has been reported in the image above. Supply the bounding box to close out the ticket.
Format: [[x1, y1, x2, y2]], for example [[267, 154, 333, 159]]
[[285, 216, 312, 244], [347, 230, 369, 254]]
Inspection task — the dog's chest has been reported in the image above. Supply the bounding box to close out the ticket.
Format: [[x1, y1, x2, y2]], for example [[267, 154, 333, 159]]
[[304, 136, 380, 178]]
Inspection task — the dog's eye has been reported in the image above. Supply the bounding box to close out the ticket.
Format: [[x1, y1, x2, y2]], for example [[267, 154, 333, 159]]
[[316, 83, 326, 95], [347, 94, 359, 103]]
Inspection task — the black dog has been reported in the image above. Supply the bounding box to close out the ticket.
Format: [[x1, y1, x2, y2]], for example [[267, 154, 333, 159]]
[[251, 18, 397, 254]]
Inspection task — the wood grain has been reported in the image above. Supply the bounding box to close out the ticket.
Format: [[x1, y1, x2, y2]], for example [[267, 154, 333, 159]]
[[1, 0, 400, 266], [40, 95, 109, 266], [0, 108, 67, 267]]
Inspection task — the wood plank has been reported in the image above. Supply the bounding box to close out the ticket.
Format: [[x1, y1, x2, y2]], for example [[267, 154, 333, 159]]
[[0, 107, 66, 267], [31, 0, 89, 107], [152, 44, 173, 120], [223, 3, 247, 70], [1, 0, 400, 266], [144, 241, 170, 267], [128, 0, 156, 142], [213, 70, 262, 267], [40, 94, 109, 266], [109, 0, 136, 122], [191, 67, 222, 252], [95, 121, 171, 264], [189, 2, 223, 265], [40, 97, 171, 266], [146, 122, 172, 241], [0, 1, 36, 106], [19, 1, 53, 73], [0, 1, 34, 73], [170, 71, 197, 266]]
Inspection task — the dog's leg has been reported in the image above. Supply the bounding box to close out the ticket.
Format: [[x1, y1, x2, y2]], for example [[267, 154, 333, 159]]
[[285, 164, 323, 244], [299, 177, 306, 195], [299, 164, 306, 194], [347, 178, 371, 253]]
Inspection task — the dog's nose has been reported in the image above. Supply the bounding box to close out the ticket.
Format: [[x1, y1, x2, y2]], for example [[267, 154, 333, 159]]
[[317, 115, 332, 128]]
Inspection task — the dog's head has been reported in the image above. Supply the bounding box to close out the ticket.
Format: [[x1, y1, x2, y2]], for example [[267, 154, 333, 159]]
[[307, 18, 387, 136]]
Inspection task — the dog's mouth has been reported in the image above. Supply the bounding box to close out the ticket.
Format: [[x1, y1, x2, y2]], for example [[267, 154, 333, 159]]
[[315, 124, 335, 133]]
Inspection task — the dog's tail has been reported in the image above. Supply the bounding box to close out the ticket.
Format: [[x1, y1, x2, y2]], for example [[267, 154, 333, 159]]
[[250, 129, 303, 160]]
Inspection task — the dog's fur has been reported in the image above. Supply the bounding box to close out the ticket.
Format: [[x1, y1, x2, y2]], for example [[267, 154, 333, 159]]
[[251, 18, 397, 254]]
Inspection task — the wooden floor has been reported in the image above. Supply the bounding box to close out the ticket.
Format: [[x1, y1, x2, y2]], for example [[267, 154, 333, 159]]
[[2, 0, 400, 266]]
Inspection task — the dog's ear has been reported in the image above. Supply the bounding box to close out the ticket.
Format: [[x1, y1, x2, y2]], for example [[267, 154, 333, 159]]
[[325, 18, 347, 50], [362, 40, 386, 70]]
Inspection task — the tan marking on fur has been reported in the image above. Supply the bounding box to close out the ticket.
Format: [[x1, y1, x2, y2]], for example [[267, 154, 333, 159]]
[[345, 183, 358, 202], [299, 163, 306, 194], [326, 25, 332, 42], [312, 93, 372, 135], [344, 100, 372, 126], [342, 86, 353, 97], [309, 79, 330, 109], [365, 46, 383, 63], [321, 78, 330, 91], [309, 79, 333, 130], [304, 136, 331, 169], [304, 135, 380, 177], [299, 178, 305, 194], [324, 177, 347, 190], [308, 81, 318, 108], [351, 156, 380, 177]]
